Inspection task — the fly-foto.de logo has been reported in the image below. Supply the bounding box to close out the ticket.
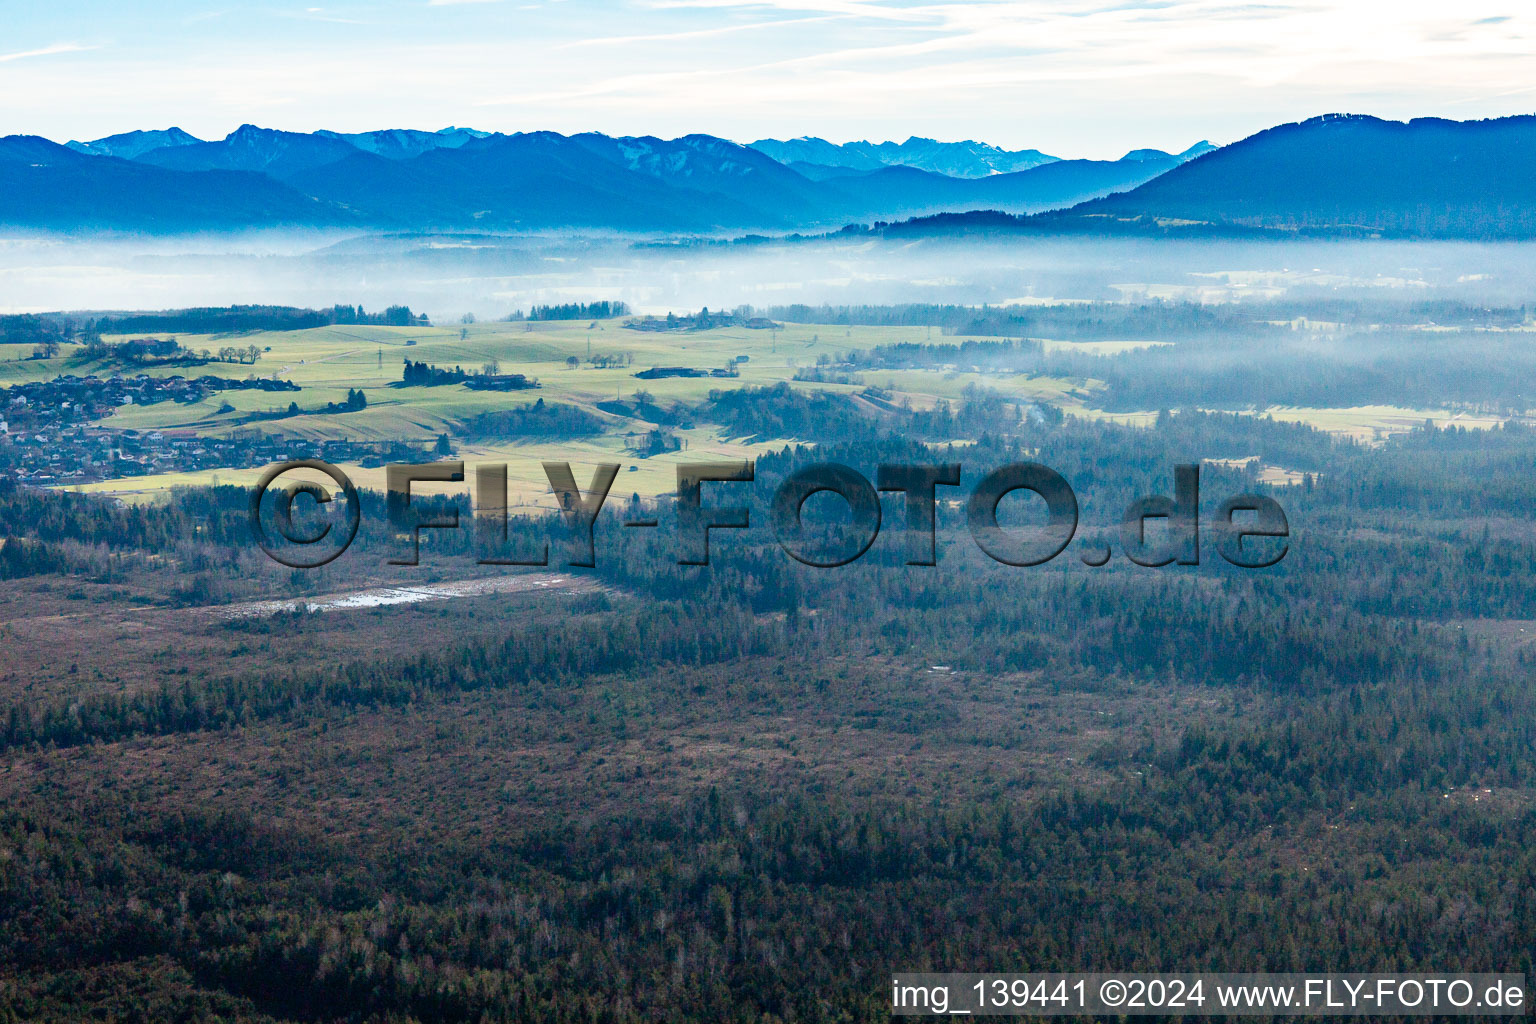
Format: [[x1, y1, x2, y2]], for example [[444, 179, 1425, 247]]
[[249, 459, 1288, 571]]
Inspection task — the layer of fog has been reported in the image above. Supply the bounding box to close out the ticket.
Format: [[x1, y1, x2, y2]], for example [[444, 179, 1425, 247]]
[[2, 231, 1534, 319]]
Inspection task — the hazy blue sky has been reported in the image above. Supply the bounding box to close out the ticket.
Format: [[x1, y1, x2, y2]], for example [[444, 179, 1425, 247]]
[[3, 1, 1534, 158]]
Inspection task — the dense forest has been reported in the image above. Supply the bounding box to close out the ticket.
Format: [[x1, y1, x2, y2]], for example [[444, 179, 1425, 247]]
[[524, 301, 631, 321], [758, 299, 1531, 334], [455, 399, 606, 439], [62, 305, 430, 336], [3, 302, 1536, 1020]]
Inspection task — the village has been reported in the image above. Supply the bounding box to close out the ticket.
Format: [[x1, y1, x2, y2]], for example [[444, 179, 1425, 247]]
[[0, 372, 439, 486]]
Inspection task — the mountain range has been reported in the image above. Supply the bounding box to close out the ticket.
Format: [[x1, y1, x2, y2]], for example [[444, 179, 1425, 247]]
[[64, 127, 202, 160], [4, 114, 1534, 238], [748, 136, 1060, 177], [0, 125, 1186, 233], [748, 136, 1214, 178], [0, 135, 349, 232]]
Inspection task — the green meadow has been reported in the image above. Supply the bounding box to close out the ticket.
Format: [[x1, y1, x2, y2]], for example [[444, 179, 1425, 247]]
[[48, 318, 1090, 502], [19, 315, 1502, 504], [72, 320, 1080, 436]]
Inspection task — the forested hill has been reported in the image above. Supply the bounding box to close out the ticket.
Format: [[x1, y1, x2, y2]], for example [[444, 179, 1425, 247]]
[[1057, 113, 1536, 238]]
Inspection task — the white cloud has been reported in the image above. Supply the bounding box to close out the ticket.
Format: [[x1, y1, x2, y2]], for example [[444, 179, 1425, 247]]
[[562, 14, 846, 48], [4, 0, 1536, 157], [0, 42, 96, 63]]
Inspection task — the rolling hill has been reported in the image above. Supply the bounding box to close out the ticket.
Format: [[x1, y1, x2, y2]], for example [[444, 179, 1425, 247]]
[[798, 155, 1180, 223], [1062, 114, 1536, 237]]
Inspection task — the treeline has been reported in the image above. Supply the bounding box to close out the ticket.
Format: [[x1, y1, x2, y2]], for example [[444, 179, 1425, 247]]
[[0, 477, 285, 554], [0, 537, 71, 579], [456, 398, 604, 439], [761, 299, 1532, 336], [0, 313, 70, 348], [758, 301, 1283, 338], [398, 359, 470, 387], [521, 300, 630, 321], [399, 359, 536, 390], [705, 382, 874, 441], [697, 382, 1342, 469], [838, 337, 1044, 369], [77, 336, 264, 366], [73, 304, 428, 336], [708, 380, 1058, 444]]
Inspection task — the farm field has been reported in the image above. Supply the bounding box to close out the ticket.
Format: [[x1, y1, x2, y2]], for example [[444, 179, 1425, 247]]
[[1254, 404, 1506, 442], [47, 317, 1093, 502], [16, 312, 1514, 504], [69, 320, 1086, 427], [70, 433, 784, 509]]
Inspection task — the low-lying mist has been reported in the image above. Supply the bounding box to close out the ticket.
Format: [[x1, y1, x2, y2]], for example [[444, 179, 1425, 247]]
[[2, 231, 1534, 320]]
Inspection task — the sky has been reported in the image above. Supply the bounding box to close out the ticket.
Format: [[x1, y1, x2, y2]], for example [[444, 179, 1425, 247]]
[[2, 0, 1534, 159]]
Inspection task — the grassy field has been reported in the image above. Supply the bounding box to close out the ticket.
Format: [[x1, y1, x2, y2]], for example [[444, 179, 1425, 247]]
[[71, 432, 786, 509], [26, 315, 1508, 502], [55, 318, 1093, 502], [34, 320, 1087, 435], [1256, 404, 1504, 442]]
